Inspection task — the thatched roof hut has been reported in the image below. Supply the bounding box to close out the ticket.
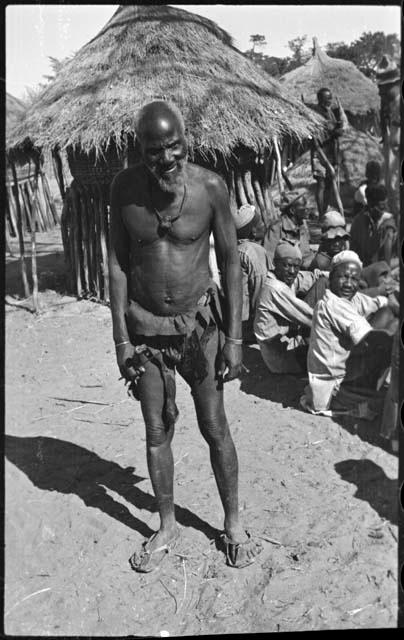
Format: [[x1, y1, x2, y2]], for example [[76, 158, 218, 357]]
[[10, 5, 322, 159], [280, 38, 380, 133], [6, 92, 58, 244], [9, 4, 325, 300]]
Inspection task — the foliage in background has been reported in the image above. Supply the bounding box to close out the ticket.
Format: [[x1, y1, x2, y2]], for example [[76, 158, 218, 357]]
[[244, 30, 400, 79]]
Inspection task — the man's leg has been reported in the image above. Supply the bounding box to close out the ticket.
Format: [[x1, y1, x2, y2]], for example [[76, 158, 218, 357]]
[[178, 331, 262, 564], [135, 359, 179, 550]]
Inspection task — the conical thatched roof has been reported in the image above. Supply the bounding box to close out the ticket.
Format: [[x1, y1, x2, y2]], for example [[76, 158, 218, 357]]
[[280, 38, 380, 117], [9, 4, 324, 159]]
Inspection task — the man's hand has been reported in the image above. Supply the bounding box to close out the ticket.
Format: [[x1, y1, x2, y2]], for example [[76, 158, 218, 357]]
[[217, 341, 243, 382], [387, 292, 400, 317], [115, 342, 139, 381], [377, 279, 398, 297]]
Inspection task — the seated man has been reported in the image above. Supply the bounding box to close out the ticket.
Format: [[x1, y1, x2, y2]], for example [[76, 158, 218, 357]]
[[254, 242, 327, 375], [310, 210, 350, 271], [264, 190, 314, 269], [350, 184, 397, 267], [353, 160, 382, 215], [301, 250, 398, 416], [233, 204, 271, 341]]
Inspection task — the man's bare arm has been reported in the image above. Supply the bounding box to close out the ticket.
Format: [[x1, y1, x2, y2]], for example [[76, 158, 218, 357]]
[[108, 174, 138, 380], [210, 174, 243, 381], [109, 174, 130, 343]]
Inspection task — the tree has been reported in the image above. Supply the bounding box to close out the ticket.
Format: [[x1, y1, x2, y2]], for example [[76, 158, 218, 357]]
[[249, 34, 267, 53], [288, 35, 310, 65], [326, 31, 400, 78]]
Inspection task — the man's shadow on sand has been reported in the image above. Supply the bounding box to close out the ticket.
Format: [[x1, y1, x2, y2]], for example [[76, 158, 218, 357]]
[[335, 458, 398, 526], [5, 434, 220, 540]]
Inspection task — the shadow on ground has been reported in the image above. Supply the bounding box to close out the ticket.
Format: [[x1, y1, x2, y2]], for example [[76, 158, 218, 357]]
[[334, 458, 398, 525], [5, 434, 220, 541], [240, 344, 307, 409], [333, 413, 394, 456], [6, 251, 68, 297]]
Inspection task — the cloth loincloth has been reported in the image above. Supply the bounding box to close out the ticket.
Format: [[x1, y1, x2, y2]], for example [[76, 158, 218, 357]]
[[125, 283, 225, 426]]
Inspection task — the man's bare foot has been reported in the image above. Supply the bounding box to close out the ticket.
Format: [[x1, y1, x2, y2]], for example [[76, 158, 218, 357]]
[[129, 526, 179, 573], [221, 525, 263, 568]]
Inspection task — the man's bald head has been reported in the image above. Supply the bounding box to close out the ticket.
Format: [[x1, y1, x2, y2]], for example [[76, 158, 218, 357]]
[[135, 101, 188, 193], [135, 101, 185, 144]]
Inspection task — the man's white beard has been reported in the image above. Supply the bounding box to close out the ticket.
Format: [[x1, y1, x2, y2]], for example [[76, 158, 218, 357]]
[[149, 159, 187, 193]]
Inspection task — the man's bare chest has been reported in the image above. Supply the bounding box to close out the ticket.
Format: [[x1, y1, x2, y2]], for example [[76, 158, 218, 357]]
[[121, 203, 211, 246]]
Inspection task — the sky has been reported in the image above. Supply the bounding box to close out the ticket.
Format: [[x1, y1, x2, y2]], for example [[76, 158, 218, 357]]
[[6, 3, 401, 100]]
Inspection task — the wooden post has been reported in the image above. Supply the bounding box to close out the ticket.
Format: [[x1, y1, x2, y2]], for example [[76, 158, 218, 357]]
[[70, 182, 83, 297], [30, 163, 40, 313], [41, 172, 59, 224], [88, 185, 100, 299], [97, 182, 110, 302], [242, 170, 257, 208], [6, 184, 18, 237], [273, 136, 284, 196], [52, 149, 66, 201], [77, 183, 90, 294], [235, 170, 248, 207], [10, 160, 30, 299]]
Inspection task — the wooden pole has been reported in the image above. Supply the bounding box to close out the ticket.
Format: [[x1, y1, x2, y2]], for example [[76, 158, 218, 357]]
[[235, 170, 248, 207], [273, 136, 284, 196], [10, 160, 30, 299], [88, 185, 100, 299], [41, 171, 59, 224], [97, 182, 110, 302], [242, 170, 257, 208], [77, 183, 90, 294], [31, 163, 40, 312], [52, 149, 66, 201], [70, 182, 83, 297], [6, 184, 18, 237]]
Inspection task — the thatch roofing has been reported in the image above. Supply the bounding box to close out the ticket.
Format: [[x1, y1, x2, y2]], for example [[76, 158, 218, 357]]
[[9, 4, 324, 159], [280, 38, 380, 117]]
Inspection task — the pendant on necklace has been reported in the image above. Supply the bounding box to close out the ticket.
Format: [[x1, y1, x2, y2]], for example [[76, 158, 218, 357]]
[[153, 184, 187, 233], [157, 215, 180, 231]]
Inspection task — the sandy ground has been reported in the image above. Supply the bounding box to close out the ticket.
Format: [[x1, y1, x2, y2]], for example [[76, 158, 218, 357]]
[[5, 229, 398, 635]]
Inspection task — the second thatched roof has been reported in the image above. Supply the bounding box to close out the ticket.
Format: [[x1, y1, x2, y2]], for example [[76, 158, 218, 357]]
[[9, 4, 324, 159], [280, 38, 380, 117]]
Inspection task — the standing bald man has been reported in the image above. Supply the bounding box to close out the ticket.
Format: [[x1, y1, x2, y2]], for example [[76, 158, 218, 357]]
[[109, 101, 262, 571]]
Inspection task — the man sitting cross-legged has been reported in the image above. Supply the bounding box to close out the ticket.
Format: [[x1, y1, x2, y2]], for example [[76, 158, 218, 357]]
[[108, 100, 262, 572], [301, 250, 398, 417], [254, 241, 328, 375]]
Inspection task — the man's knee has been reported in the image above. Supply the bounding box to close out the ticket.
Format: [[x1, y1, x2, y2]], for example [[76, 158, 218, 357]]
[[145, 420, 173, 448], [198, 411, 229, 446]]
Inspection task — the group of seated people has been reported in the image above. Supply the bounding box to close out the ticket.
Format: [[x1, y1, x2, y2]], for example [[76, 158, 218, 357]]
[[231, 174, 399, 451]]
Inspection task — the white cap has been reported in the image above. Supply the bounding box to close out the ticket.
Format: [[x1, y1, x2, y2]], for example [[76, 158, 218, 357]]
[[330, 250, 362, 272], [232, 204, 256, 229]]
